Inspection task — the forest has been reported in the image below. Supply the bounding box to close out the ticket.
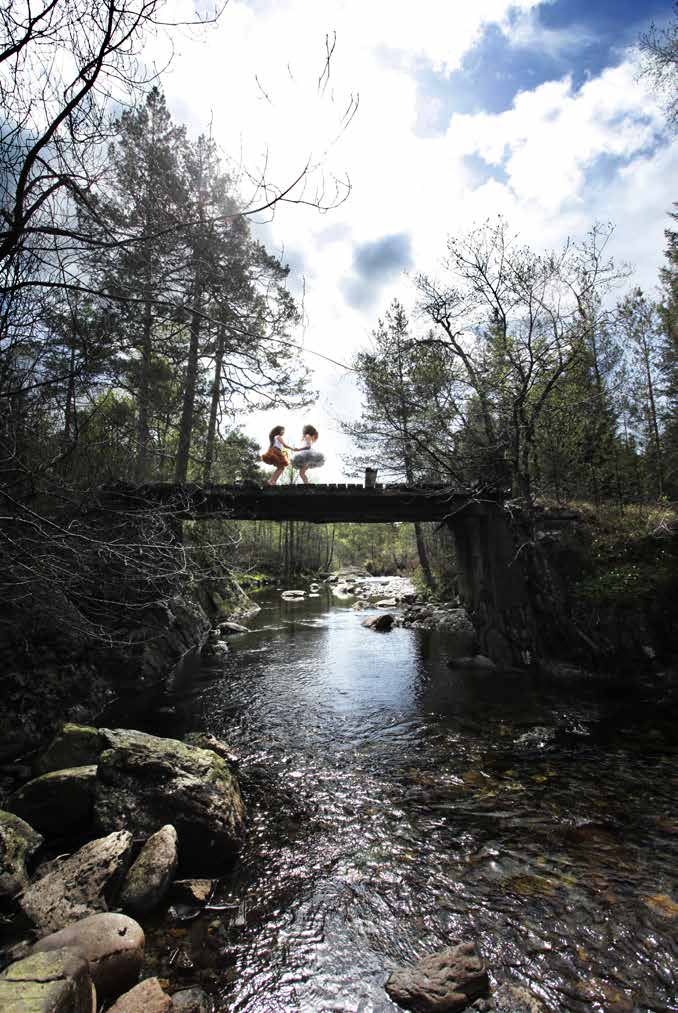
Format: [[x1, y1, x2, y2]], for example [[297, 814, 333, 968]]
[[1, 0, 676, 628]]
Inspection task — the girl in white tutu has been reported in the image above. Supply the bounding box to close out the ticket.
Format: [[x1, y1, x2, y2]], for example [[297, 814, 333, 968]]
[[292, 425, 325, 484]]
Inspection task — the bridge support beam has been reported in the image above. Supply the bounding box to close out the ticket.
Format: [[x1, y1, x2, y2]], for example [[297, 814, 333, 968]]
[[449, 504, 538, 667]]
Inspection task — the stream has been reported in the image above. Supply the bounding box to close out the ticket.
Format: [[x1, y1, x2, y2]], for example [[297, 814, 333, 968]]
[[126, 587, 677, 1012]]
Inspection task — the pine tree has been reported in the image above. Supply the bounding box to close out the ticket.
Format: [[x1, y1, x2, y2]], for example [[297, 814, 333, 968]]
[[172, 134, 305, 483], [618, 289, 665, 498], [90, 87, 188, 480]]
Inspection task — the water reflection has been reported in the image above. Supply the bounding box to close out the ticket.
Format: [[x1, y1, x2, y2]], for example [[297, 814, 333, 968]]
[[143, 590, 677, 1012]]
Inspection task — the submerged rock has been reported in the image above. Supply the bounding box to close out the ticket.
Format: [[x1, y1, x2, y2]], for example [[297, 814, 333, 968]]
[[119, 824, 178, 916], [0, 947, 95, 1012], [385, 941, 489, 1012], [7, 765, 97, 836], [362, 614, 395, 632], [170, 879, 215, 905], [20, 830, 132, 934], [93, 730, 244, 864], [108, 976, 171, 1012], [490, 982, 545, 1011], [172, 986, 213, 1011], [0, 810, 43, 900], [202, 638, 229, 660], [219, 621, 249, 635], [32, 912, 144, 999], [448, 655, 496, 670]]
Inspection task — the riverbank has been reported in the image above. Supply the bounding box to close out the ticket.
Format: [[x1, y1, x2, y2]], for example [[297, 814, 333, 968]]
[[446, 499, 678, 673], [0, 724, 245, 1010], [0, 540, 259, 775]]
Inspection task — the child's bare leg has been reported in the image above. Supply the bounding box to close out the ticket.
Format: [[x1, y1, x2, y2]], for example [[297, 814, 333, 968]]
[[268, 467, 284, 485], [299, 467, 309, 485]]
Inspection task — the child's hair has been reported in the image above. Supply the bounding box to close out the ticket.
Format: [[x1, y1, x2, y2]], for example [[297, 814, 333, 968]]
[[269, 425, 285, 446], [303, 425, 318, 439]]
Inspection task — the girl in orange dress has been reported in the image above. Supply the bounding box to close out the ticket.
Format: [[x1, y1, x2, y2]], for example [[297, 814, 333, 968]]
[[260, 425, 297, 485]]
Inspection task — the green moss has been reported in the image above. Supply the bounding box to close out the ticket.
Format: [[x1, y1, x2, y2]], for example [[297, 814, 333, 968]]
[[0, 948, 90, 1012], [233, 571, 272, 590], [35, 723, 104, 775], [7, 767, 96, 835]]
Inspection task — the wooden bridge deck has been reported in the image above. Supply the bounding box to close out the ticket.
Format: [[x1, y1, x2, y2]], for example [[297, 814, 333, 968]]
[[100, 482, 486, 523]]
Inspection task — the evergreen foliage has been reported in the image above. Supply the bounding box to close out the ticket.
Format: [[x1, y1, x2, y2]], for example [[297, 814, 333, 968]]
[[347, 218, 678, 510]]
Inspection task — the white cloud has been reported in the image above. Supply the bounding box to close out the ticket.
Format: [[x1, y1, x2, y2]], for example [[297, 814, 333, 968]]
[[156, 1, 676, 479], [506, 6, 598, 60], [449, 63, 666, 214]]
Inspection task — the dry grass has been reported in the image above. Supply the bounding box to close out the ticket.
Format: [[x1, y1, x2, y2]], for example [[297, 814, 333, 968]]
[[551, 500, 678, 607]]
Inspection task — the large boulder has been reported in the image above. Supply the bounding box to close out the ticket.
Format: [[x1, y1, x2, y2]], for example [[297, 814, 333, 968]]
[[385, 941, 489, 1012], [119, 824, 178, 916], [362, 614, 395, 632], [0, 810, 43, 900], [20, 830, 132, 935], [93, 730, 244, 864], [34, 725, 105, 776], [6, 766, 97, 837], [32, 912, 144, 999], [108, 977, 171, 1012], [0, 947, 95, 1012]]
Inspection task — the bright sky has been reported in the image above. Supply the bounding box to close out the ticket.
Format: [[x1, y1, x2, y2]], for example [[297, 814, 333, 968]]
[[161, 0, 677, 479]]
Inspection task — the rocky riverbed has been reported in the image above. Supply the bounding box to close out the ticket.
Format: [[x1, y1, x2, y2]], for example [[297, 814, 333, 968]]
[[323, 571, 492, 665], [0, 724, 244, 1011]]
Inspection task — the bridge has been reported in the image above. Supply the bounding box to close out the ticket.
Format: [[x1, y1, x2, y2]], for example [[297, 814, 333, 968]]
[[100, 482, 490, 524]]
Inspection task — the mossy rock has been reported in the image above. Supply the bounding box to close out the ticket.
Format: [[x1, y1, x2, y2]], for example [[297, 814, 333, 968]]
[[7, 767, 97, 837], [34, 724, 105, 776], [118, 825, 178, 916], [0, 810, 43, 899], [93, 729, 244, 866], [0, 946, 95, 1011], [20, 831, 132, 935]]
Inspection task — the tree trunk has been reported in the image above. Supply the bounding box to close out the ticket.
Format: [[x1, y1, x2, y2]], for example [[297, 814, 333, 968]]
[[203, 327, 225, 483], [63, 341, 76, 447], [175, 275, 203, 484], [403, 452, 435, 588], [413, 520, 434, 588], [642, 344, 664, 497], [325, 524, 336, 570], [136, 287, 153, 481]]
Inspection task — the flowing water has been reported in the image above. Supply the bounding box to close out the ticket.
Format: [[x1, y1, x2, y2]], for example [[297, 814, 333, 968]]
[[134, 588, 677, 1012]]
